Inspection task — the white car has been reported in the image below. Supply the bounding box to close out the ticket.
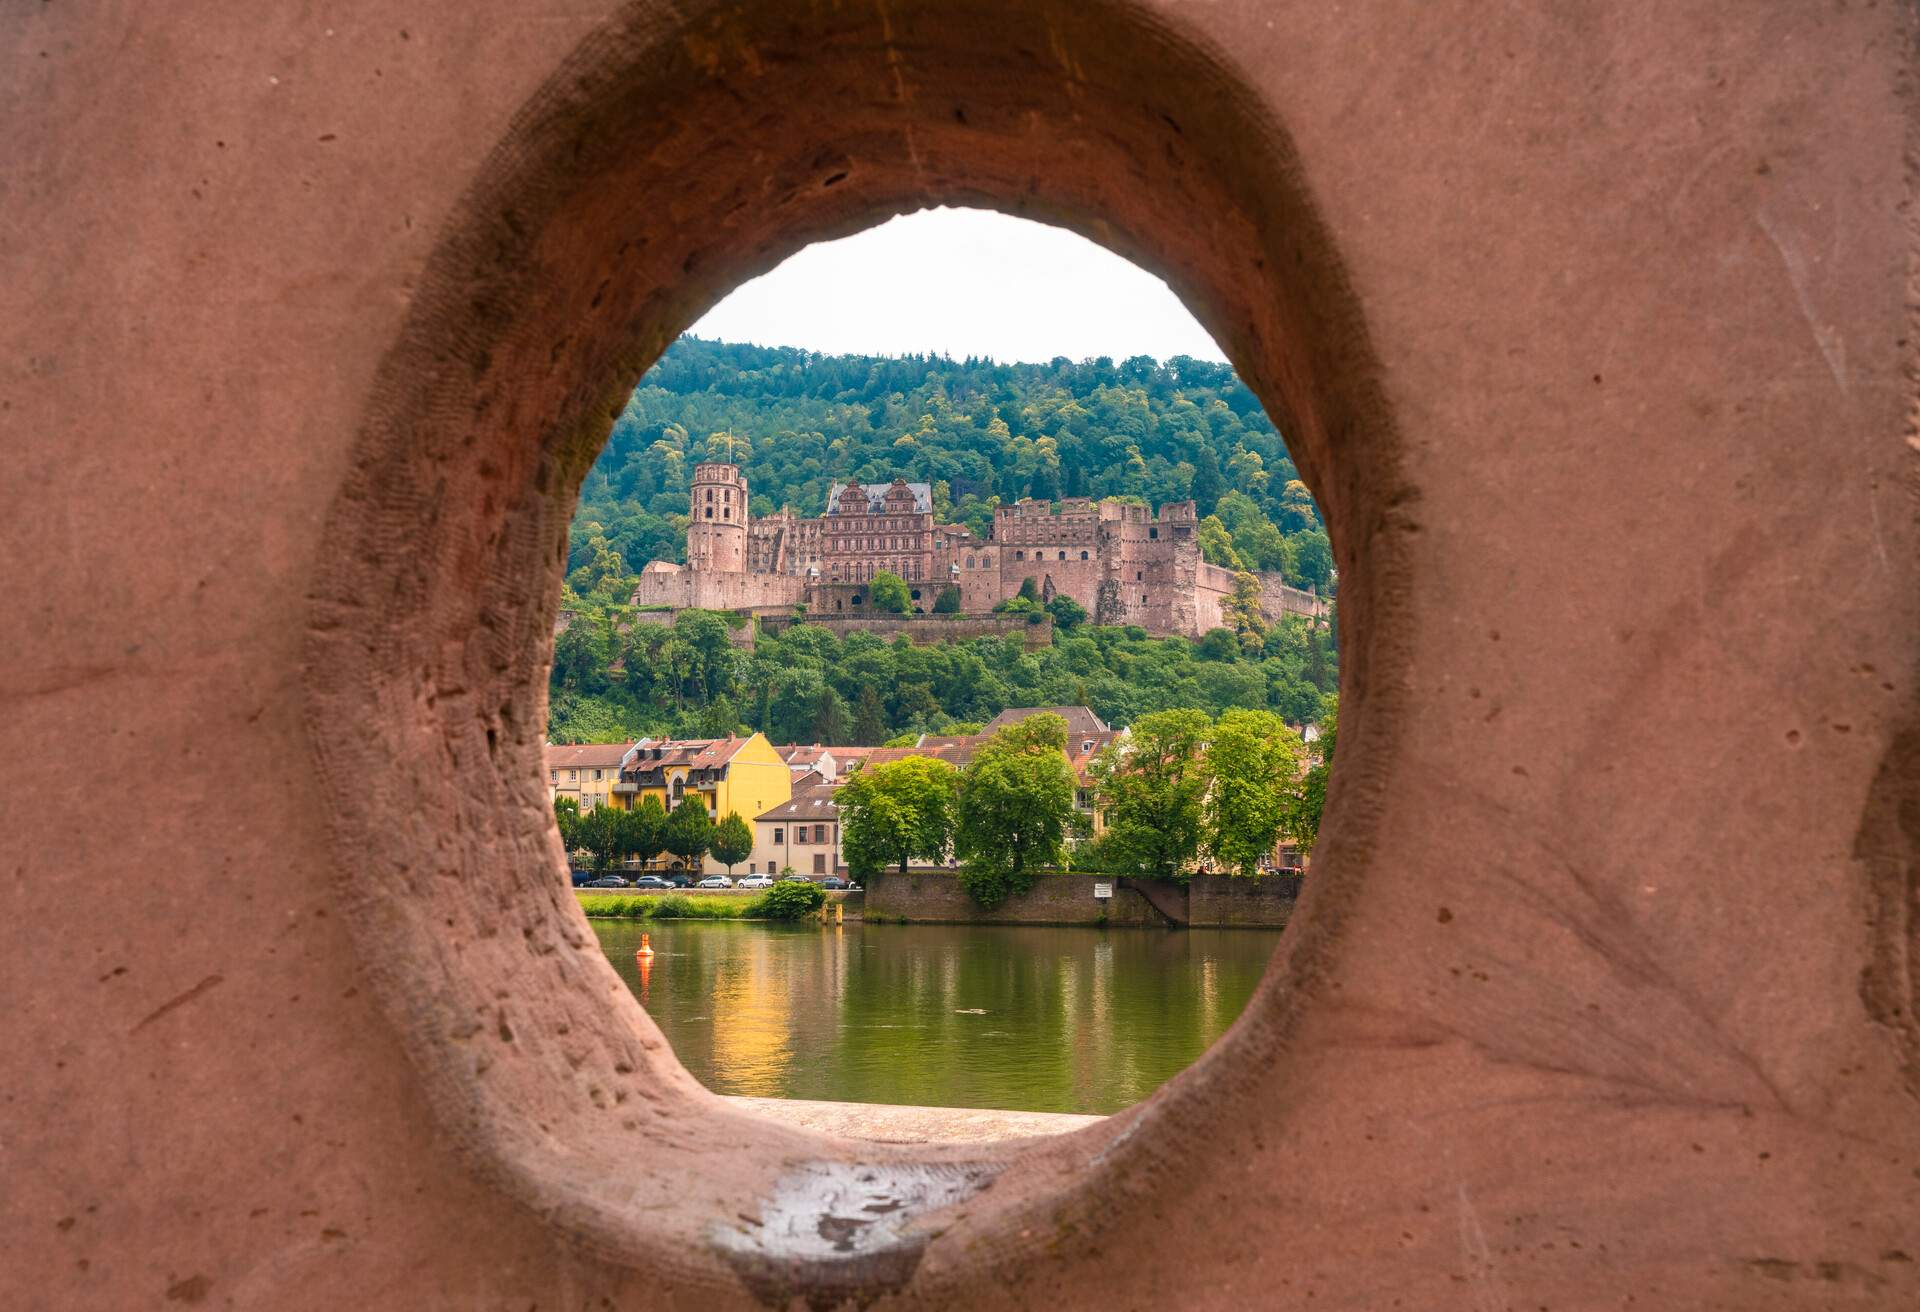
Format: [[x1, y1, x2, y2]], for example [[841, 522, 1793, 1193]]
[[695, 875, 733, 889], [736, 874, 774, 889]]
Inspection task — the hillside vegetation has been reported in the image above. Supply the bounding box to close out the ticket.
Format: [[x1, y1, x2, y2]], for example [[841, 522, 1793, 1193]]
[[553, 337, 1338, 744]]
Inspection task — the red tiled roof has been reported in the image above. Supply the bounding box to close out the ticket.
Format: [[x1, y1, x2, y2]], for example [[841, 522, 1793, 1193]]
[[981, 705, 1109, 737], [756, 783, 841, 822], [625, 736, 755, 769], [545, 742, 635, 771]]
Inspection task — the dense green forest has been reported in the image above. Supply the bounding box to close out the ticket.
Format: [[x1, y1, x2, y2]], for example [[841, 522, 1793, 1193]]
[[553, 337, 1339, 744]]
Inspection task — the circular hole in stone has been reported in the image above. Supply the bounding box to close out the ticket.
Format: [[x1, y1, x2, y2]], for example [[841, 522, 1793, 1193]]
[[302, 0, 1407, 1298]]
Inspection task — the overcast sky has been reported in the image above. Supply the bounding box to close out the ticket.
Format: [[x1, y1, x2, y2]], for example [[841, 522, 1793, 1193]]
[[688, 207, 1226, 365]]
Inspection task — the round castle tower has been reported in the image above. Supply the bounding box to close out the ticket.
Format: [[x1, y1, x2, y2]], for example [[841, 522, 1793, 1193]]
[[686, 462, 749, 574]]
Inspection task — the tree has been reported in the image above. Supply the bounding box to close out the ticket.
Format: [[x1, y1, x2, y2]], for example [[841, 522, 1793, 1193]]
[[710, 811, 754, 875], [954, 713, 1077, 907], [851, 684, 889, 746], [932, 584, 962, 614], [1091, 709, 1213, 881], [1016, 576, 1041, 603], [811, 683, 851, 743], [1205, 710, 1304, 875], [1226, 570, 1268, 652], [1190, 446, 1226, 516], [869, 569, 911, 614], [662, 798, 714, 872], [625, 795, 668, 869], [576, 802, 628, 873], [1197, 515, 1243, 570], [553, 795, 583, 860], [1044, 594, 1087, 631], [838, 756, 958, 877], [1282, 698, 1337, 855]]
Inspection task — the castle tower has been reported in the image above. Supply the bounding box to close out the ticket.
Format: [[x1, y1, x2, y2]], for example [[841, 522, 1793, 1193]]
[[686, 462, 749, 575]]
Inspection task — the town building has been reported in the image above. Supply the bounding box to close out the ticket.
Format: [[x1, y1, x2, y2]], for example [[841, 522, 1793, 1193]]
[[545, 742, 632, 812], [609, 733, 793, 875], [633, 462, 1328, 638], [750, 783, 847, 878]]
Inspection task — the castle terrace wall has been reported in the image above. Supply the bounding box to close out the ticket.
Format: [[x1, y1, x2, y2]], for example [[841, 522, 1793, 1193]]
[[9, 3, 1915, 1310]]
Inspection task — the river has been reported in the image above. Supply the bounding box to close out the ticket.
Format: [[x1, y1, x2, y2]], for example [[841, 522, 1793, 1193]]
[[591, 919, 1281, 1114]]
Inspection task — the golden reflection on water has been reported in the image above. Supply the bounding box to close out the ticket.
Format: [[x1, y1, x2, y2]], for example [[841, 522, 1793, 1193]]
[[591, 920, 1281, 1115]]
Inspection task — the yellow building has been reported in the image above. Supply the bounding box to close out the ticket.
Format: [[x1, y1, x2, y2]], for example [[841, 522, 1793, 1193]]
[[612, 734, 792, 875]]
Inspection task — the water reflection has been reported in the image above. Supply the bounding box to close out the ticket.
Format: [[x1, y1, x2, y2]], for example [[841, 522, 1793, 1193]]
[[592, 920, 1281, 1115]]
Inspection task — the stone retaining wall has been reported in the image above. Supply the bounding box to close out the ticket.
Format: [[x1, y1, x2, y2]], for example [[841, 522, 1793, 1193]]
[[865, 871, 1296, 928]]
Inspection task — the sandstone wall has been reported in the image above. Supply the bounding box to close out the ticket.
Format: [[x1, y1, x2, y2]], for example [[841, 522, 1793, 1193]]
[[6, 3, 1914, 1309]]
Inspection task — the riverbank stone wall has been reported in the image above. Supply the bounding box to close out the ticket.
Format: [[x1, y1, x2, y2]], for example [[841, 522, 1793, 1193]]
[[8, 3, 1915, 1309], [865, 871, 1299, 929]]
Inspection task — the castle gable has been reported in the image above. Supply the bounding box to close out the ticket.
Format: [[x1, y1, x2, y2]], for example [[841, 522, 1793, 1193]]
[[825, 480, 933, 515]]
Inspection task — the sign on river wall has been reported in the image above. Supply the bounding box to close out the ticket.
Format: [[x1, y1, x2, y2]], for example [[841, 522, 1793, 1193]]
[[863, 871, 1300, 929]]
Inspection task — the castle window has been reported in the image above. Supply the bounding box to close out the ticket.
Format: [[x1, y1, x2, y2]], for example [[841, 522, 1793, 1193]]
[[705, 508, 714, 519], [707, 489, 715, 502], [1142, 594, 1149, 604], [1080, 551, 1089, 560], [722, 507, 731, 519], [1016, 550, 1025, 561], [1058, 551, 1066, 560], [1136, 571, 1143, 580], [966, 556, 975, 568], [1149, 527, 1159, 539]]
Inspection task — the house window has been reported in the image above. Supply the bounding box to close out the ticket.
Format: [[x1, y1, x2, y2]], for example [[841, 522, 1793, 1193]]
[[813, 853, 826, 874], [773, 827, 784, 844], [569, 770, 578, 781]]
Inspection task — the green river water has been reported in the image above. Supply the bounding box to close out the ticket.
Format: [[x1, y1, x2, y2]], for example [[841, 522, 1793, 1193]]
[[591, 919, 1282, 1114]]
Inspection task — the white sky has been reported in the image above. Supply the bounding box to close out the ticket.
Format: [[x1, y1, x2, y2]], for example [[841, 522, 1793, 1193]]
[[689, 207, 1226, 365]]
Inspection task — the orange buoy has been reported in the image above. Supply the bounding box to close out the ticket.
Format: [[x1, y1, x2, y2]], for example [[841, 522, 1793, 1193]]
[[637, 933, 654, 958]]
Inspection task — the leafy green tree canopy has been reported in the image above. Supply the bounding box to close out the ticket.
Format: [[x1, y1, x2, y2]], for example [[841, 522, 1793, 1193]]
[[1091, 708, 1213, 882], [1205, 709, 1304, 875], [955, 713, 1077, 907], [838, 756, 958, 877], [868, 570, 911, 614], [709, 811, 754, 873]]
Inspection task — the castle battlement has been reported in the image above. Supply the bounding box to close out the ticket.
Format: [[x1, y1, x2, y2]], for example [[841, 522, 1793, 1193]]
[[633, 463, 1329, 637]]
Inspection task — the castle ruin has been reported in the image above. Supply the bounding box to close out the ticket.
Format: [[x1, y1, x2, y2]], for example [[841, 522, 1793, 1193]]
[[634, 461, 1328, 637]]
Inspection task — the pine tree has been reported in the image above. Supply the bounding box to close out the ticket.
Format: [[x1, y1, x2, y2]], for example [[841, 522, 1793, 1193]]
[[852, 685, 889, 745]]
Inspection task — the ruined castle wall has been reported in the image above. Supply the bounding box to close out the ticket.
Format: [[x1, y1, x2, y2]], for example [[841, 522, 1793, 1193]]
[[686, 571, 805, 611]]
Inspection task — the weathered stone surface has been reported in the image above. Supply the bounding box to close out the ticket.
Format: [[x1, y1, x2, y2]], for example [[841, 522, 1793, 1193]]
[[4, 2, 1915, 1309], [723, 1098, 1104, 1146]]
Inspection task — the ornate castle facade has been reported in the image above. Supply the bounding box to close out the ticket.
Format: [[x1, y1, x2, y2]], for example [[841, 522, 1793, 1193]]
[[633, 462, 1326, 638]]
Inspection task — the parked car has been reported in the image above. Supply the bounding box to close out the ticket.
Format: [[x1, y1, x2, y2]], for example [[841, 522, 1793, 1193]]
[[818, 877, 849, 891], [585, 875, 627, 888], [630, 875, 675, 890], [658, 872, 694, 888], [736, 874, 774, 889], [569, 869, 595, 887], [695, 875, 733, 889]]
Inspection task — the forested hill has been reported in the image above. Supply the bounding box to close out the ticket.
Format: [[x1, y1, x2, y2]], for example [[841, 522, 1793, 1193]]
[[568, 336, 1332, 590], [549, 337, 1339, 746]]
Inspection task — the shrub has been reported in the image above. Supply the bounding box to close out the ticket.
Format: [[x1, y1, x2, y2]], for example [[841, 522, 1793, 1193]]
[[748, 879, 827, 921]]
